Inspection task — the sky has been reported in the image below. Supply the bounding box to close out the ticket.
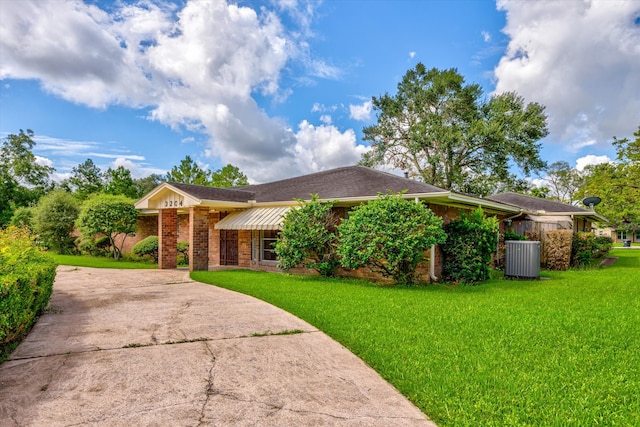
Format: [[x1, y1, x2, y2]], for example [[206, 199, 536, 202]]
[[0, 0, 639, 185]]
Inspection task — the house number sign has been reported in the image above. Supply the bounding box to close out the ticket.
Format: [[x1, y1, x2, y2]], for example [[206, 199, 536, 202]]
[[164, 199, 184, 207]]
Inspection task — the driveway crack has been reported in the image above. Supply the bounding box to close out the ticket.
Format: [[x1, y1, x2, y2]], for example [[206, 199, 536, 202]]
[[197, 341, 217, 427]]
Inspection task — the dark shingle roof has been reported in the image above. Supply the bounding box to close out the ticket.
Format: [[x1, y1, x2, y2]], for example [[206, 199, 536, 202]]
[[168, 182, 255, 203], [486, 192, 590, 213], [235, 166, 448, 202]]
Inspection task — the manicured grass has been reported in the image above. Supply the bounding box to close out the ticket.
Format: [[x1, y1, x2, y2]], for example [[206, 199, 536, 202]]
[[192, 249, 640, 426], [48, 253, 157, 269]]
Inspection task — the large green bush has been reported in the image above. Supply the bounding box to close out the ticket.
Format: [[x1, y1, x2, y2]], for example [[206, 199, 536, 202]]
[[0, 226, 57, 361], [132, 236, 159, 261], [276, 195, 340, 277], [337, 192, 446, 285], [571, 232, 613, 267], [442, 208, 499, 284]]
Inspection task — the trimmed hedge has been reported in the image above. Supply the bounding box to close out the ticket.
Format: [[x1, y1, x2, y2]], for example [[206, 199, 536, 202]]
[[571, 233, 613, 267], [0, 227, 57, 361]]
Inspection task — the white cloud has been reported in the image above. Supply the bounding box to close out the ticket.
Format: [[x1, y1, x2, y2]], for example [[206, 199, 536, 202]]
[[0, 0, 353, 182], [481, 31, 491, 42], [349, 100, 372, 121], [494, 0, 640, 150], [409, 51, 416, 58], [575, 154, 613, 171], [319, 115, 332, 125], [34, 156, 53, 168]]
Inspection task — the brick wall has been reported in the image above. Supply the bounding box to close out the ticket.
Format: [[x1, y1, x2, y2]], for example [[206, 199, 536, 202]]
[[116, 215, 157, 254]]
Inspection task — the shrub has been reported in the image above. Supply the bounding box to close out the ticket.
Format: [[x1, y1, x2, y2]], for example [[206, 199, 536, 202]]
[[33, 190, 80, 254], [442, 208, 499, 284], [337, 192, 446, 285], [177, 241, 189, 265], [132, 236, 159, 261], [571, 233, 613, 267], [504, 230, 527, 241], [276, 195, 340, 277], [544, 230, 573, 270], [9, 207, 34, 230], [0, 227, 56, 361]]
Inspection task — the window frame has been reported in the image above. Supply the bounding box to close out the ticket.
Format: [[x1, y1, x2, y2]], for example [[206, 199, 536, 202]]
[[260, 230, 279, 262]]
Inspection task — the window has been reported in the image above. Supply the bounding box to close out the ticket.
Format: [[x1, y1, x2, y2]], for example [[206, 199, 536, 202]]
[[261, 230, 279, 261], [617, 231, 627, 241], [636, 231, 640, 241], [599, 230, 603, 236]]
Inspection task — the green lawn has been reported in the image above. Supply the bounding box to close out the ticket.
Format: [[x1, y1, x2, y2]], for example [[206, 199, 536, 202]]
[[48, 253, 157, 269], [192, 249, 640, 427]]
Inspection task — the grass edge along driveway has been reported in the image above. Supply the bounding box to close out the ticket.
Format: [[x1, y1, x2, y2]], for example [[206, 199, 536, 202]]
[[192, 249, 640, 427]]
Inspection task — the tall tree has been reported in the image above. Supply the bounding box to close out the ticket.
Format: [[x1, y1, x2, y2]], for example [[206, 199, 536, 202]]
[[134, 174, 165, 196], [360, 64, 548, 194], [33, 190, 80, 254], [166, 155, 211, 185], [104, 166, 139, 199], [210, 164, 249, 187], [579, 125, 640, 232], [544, 161, 584, 204], [0, 130, 54, 226], [62, 159, 104, 200]]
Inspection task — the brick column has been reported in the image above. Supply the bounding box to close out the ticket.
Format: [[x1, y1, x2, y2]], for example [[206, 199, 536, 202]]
[[238, 230, 252, 267], [209, 212, 221, 266], [158, 209, 178, 269], [189, 207, 210, 271]]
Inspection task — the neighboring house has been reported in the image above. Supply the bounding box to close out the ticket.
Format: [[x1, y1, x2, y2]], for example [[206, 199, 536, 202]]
[[596, 226, 640, 244], [134, 166, 523, 281], [485, 192, 607, 235]]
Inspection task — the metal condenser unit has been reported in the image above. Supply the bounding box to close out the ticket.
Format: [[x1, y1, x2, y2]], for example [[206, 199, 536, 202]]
[[504, 240, 540, 279]]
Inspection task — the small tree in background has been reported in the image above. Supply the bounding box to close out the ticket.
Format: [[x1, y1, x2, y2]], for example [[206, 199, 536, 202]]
[[33, 190, 80, 254], [441, 208, 499, 284], [77, 194, 138, 259], [337, 192, 446, 285], [276, 195, 340, 277]]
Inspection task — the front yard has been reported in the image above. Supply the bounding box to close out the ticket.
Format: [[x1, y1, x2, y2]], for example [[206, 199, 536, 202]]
[[192, 249, 640, 426]]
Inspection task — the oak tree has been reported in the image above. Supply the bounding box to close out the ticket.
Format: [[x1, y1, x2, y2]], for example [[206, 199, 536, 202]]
[[361, 64, 548, 195]]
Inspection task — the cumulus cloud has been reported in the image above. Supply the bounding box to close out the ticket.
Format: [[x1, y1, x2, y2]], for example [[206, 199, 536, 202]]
[[575, 154, 613, 171], [349, 100, 372, 121], [494, 0, 640, 151], [481, 31, 491, 42], [0, 0, 356, 182]]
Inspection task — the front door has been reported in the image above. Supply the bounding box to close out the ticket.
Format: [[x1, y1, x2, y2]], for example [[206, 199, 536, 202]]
[[220, 230, 238, 266]]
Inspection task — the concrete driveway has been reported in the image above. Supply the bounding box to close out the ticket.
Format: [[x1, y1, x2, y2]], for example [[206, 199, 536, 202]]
[[0, 266, 436, 426]]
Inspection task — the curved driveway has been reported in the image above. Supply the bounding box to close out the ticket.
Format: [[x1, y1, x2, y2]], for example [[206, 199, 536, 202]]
[[0, 266, 435, 426]]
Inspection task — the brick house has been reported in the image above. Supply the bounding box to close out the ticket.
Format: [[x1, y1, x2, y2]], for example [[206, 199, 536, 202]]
[[134, 166, 526, 281]]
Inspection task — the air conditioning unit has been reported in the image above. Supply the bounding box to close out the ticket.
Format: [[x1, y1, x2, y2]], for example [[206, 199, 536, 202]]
[[504, 241, 540, 279]]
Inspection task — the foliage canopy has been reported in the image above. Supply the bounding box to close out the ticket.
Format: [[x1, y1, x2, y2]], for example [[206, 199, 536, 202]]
[[76, 194, 138, 259], [360, 64, 548, 195]]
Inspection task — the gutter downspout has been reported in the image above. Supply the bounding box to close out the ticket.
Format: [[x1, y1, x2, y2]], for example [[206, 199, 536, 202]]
[[416, 196, 439, 282], [430, 245, 438, 282]]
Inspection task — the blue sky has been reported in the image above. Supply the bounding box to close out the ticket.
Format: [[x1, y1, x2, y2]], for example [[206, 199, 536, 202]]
[[1, 0, 638, 184]]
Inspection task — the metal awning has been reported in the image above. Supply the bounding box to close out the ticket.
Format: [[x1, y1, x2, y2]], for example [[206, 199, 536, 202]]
[[215, 207, 292, 230]]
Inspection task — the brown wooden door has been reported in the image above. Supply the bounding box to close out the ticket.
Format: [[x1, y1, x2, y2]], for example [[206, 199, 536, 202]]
[[220, 230, 238, 266]]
